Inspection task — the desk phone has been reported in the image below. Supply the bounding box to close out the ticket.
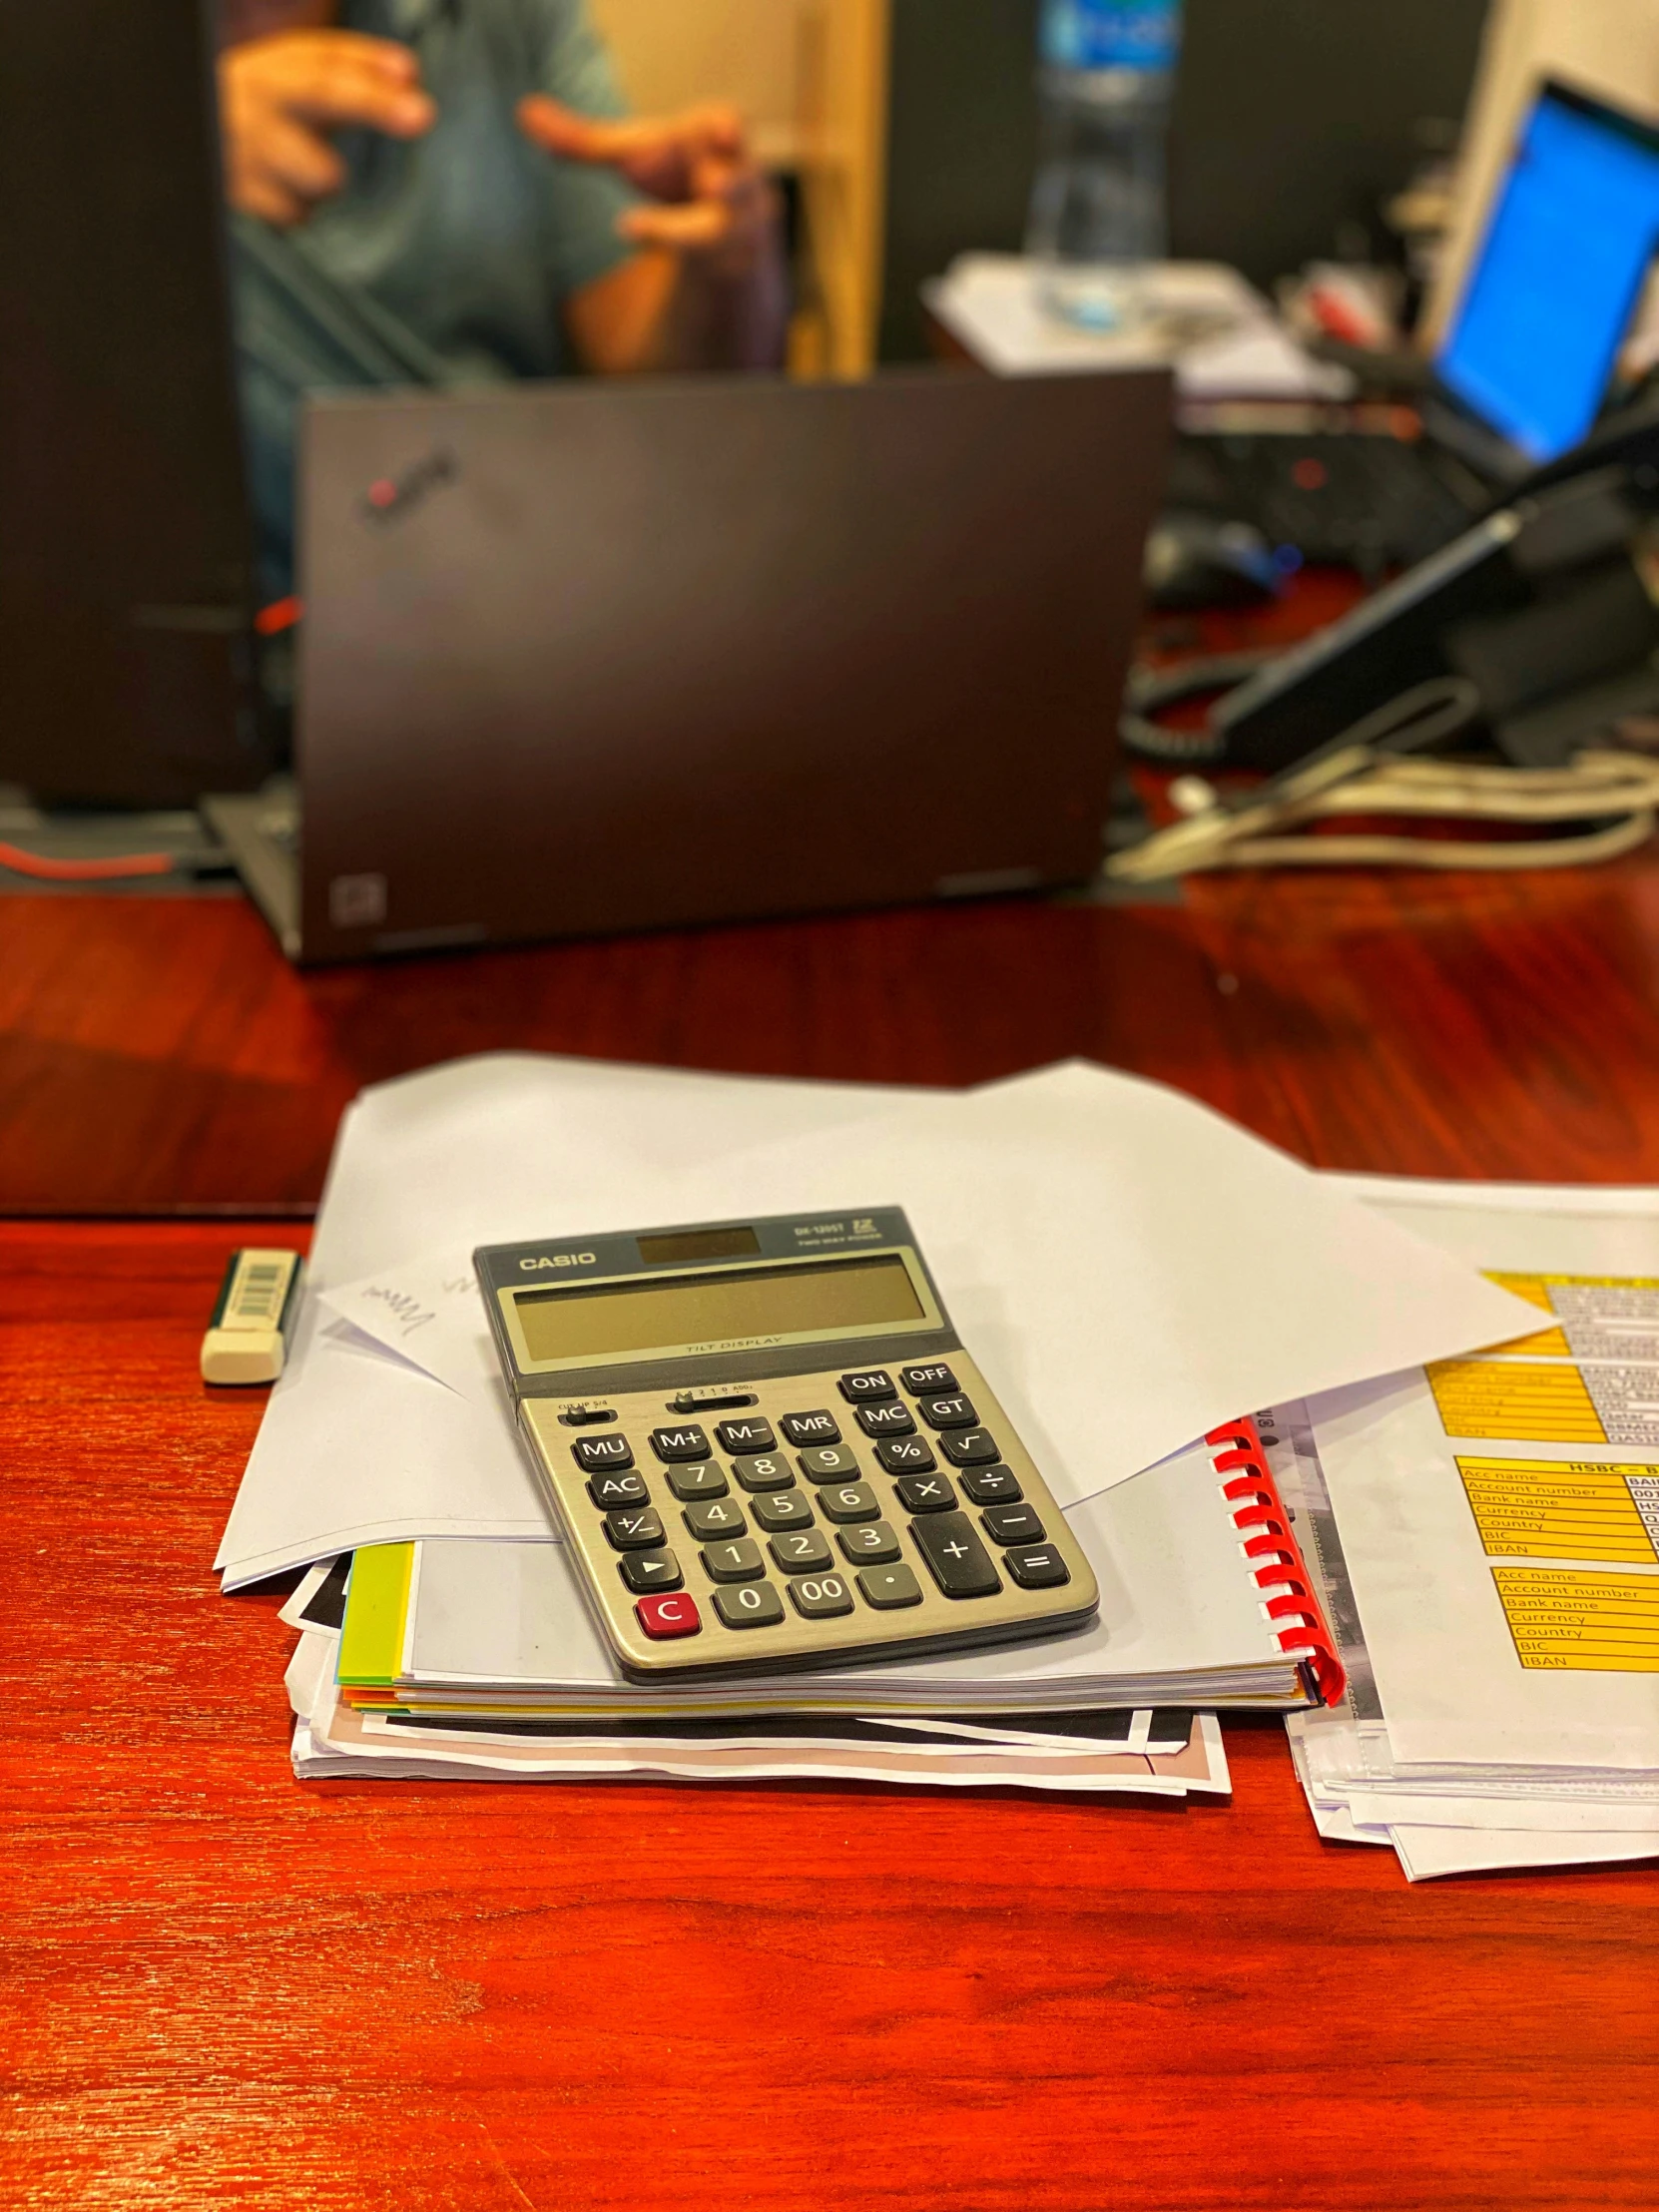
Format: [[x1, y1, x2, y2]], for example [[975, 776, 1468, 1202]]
[[476, 1208, 1099, 1680]]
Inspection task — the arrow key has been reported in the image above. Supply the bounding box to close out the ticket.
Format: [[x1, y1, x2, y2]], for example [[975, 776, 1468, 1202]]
[[618, 1547, 684, 1594]]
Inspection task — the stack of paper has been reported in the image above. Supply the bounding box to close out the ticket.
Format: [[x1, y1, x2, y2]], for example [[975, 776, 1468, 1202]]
[[218, 1050, 1536, 1796], [921, 253, 1355, 398], [280, 1557, 1234, 1792], [1269, 1180, 1659, 1882]]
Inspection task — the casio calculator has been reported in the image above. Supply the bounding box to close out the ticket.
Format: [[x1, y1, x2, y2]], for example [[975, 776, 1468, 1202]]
[[476, 1208, 1098, 1680]]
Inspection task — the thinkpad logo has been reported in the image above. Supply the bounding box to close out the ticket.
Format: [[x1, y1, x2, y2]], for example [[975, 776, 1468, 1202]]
[[360, 446, 458, 525]]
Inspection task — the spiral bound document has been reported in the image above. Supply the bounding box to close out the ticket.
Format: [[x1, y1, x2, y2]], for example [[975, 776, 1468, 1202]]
[[1207, 1415, 1348, 1711]]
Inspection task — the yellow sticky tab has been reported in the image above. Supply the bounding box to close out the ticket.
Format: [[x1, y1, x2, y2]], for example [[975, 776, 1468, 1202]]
[[336, 1544, 415, 1688]]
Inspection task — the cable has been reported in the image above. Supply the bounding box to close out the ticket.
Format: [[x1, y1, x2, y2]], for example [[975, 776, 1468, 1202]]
[[1120, 651, 1285, 762], [1108, 695, 1659, 878], [0, 840, 176, 882]]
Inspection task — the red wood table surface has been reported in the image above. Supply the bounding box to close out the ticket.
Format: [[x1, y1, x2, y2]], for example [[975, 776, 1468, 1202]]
[[5, 856, 1659, 2208]]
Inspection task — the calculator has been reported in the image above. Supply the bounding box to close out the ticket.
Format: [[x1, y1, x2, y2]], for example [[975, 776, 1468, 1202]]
[[475, 1207, 1098, 1680]]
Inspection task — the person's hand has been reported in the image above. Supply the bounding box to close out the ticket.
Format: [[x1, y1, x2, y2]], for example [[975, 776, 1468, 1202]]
[[516, 98, 780, 280], [218, 31, 435, 226]]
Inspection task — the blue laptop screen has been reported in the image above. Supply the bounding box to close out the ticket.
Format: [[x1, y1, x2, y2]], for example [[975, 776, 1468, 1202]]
[[1437, 85, 1659, 462]]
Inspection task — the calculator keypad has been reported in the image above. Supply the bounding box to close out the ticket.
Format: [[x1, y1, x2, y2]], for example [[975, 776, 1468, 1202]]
[[524, 1343, 1093, 1674]]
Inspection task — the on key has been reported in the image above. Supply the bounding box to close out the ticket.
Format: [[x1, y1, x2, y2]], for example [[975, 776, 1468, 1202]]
[[837, 1370, 896, 1403], [909, 1510, 1001, 1598]]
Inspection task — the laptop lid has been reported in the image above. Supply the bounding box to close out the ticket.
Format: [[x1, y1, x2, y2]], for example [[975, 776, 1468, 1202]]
[[1433, 78, 1659, 466], [293, 369, 1170, 961]]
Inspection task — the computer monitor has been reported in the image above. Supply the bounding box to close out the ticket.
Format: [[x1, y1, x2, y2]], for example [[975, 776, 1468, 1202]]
[[0, 0, 270, 807], [1434, 80, 1659, 463]]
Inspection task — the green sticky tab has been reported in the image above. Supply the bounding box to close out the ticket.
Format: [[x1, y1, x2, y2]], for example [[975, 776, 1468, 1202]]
[[336, 1543, 415, 1688]]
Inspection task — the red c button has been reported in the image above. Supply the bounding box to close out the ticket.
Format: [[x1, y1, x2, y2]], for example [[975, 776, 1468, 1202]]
[[637, 1593, 702, 1640]]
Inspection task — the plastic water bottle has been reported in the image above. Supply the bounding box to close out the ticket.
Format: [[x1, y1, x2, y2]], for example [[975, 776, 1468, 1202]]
[[1026, 0, 1182, 332]]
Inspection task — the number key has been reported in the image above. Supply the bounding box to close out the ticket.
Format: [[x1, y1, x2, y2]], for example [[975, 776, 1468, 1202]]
[[816, 1482, 880, 1523], [752, 1488, 814, 1532], [701, 1538, 766, 1583], [667, 1461, 728, 1501], [836, 1519, 901, 1564], [770, 1529, 834, 1574], [788, 1572, 854, 1620], [798, 1442, 859, 1482], [683, 1497, 747, 1541], [732, 1453, 795, 1492], [714, 1582, 786, 1630]]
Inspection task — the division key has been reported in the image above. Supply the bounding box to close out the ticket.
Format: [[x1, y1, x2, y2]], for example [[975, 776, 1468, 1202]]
[[908, 1510, 1001, 1599]]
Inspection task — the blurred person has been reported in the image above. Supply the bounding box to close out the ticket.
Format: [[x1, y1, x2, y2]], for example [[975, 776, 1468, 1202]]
[[217, 0, 789, 594]]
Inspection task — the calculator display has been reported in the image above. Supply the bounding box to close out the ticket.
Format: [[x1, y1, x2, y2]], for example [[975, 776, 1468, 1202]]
[[516, 1254, 923, 1365]]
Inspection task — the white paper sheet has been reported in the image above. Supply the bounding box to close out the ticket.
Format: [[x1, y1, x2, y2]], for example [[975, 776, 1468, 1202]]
[[307, 1058, 1536, 1543]]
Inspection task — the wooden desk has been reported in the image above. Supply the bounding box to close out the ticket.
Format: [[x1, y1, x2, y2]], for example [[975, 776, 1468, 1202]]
[[5, 866, 1659, 2208]]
